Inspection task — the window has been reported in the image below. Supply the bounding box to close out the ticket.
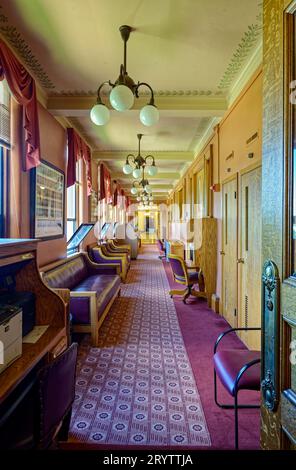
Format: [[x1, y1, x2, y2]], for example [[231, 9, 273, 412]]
[[0, 80, 10, 237], [66, 183, 77, 241], [66, 160, 82, 241]]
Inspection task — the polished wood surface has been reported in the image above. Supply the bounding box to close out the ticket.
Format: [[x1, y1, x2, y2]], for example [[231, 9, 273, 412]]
[[261, 0, 295, 450], [193, 217, 217, 306], [0, 239, 68, 404], [238, 165, 262, 350], [222, 176, 238, 327]]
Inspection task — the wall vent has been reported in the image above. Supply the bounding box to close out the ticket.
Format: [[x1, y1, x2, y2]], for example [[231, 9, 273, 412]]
[[244, 295, 249, 327], [246, 132, 258, 145]]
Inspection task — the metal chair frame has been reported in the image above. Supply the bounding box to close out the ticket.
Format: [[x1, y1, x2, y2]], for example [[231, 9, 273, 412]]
[[213, 327, 261, 449]]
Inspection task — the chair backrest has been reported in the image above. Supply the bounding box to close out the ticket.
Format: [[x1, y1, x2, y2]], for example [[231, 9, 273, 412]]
[[43, 255, 88, 290], [37, 343, 78, 447], [157, 239, 164, 252], [168, 254, 188, 284]]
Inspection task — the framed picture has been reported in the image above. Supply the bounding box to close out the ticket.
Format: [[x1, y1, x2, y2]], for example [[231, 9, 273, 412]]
[[30, 160, 65, 240]]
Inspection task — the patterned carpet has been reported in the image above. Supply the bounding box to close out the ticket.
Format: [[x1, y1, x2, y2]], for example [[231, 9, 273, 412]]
[[70, 245, 211, 446]]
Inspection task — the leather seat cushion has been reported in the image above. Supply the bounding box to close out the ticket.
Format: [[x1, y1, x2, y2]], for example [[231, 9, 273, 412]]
[[214, 349, 261, 396], [43, 256, 88, 290], [70, 274, 121, 324]]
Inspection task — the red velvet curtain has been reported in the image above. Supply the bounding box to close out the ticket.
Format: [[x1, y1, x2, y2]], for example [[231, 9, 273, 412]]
[[99, 163, 112, 203], [113, 181, 121, 207], [0, 39, 40, 170], [67, 128, 92, 195]]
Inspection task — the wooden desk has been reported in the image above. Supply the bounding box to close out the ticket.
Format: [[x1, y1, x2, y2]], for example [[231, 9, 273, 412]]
[[0, 239, 68, 405]]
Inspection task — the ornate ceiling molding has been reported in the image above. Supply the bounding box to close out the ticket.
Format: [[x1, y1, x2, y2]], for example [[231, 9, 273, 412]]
[[218, 9, 262, 90], [0, 6, 55, 89], [48, 88, 224, 98]]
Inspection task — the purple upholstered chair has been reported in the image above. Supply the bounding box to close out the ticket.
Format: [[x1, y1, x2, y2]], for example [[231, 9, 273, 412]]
[[168, 254, 206, 304], [213, 328, 261, 450], [157, 239, 166, 260]]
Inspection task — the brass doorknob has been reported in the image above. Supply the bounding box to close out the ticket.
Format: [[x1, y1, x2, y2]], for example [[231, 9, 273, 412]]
[[237, 258, 245, 264], [220, 250, 225, 255]]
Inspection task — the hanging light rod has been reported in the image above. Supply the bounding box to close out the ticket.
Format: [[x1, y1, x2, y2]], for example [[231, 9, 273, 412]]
[[130, 167, 152, 196], [90, 25, 159, 127], [123, 133, 157, 178]]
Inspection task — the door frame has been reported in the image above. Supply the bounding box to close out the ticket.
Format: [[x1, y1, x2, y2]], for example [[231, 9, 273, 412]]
[[221, 173, 238, 323]]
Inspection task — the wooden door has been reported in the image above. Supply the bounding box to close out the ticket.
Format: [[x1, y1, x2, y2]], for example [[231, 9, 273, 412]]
[[222, 176, 238, 328], [261, 1, 296, 450], [238, 166, 262, 350]]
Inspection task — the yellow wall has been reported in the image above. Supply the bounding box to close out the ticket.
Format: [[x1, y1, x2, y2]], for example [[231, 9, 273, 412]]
[[168, 67, 263, 303]]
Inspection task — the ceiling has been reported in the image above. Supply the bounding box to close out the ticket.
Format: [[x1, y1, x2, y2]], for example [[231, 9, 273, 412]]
[[0, 0, 262, 200]]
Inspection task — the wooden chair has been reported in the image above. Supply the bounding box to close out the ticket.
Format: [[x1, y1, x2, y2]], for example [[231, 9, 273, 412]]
[[168, 254, 206, 304]]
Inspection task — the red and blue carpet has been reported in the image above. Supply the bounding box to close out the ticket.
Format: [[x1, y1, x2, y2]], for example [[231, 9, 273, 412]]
[[70, 246, 211, 447]]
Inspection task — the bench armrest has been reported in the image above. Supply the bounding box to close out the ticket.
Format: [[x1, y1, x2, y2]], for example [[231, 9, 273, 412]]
[[51, 287, 71, 306], [83, 253, 120, 276], [70, 291, 97, 298]]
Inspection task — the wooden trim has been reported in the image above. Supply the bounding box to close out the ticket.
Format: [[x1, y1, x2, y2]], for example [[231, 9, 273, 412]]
[[239, 161, 262, 176], [221, 172, 238, 185], [283, 10, 295, 280]]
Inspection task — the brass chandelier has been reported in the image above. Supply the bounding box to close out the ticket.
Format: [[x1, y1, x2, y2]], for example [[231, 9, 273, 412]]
[[123, 133, 157, 179], [90, 25, 159, 127]]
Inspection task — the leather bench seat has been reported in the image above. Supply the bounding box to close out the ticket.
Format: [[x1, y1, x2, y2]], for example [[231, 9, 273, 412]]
[[41, 253, 121, 345], [71, 274, 121, 324]]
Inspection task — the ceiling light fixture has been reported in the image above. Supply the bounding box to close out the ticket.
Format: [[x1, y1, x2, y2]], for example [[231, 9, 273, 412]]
[[130, 167, 152, 196], [90, 25, 159, 126], [123, 133, 157, 178]]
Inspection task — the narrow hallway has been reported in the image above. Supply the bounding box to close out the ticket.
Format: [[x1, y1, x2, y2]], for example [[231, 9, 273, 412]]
[[70, 245, 259, 449]]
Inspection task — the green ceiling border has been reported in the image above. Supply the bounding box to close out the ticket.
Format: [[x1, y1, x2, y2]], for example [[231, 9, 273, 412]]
[[0, 6, 55, 89], [218, 9, 262, 90]]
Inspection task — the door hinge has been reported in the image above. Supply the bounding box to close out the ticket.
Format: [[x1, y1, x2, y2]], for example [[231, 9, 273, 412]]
[[234, 308, 237, 317], [234, 191, 237, 199]]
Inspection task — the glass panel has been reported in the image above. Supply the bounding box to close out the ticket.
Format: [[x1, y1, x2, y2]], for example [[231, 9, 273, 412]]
[[67, 185, 76, 219], [67, 220, 75, 241], [67, 223, 94, 251], [291, 327, 296, 391]]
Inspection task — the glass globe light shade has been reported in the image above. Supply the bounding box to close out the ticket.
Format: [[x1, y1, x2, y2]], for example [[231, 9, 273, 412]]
[[145, 184, 152, 193], [148, 165, 157, 176], [90, 104, 110, 126], [140, 105, 159, 126], [123, 163, 133, 175], [132, 168, 141, 179], [131, 187, 138, 195], [110, 85, 134, 111]]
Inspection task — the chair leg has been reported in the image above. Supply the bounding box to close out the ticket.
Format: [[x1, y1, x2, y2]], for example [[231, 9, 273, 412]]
[[234, 392, 239, 450], [183, 286, 191, 304]]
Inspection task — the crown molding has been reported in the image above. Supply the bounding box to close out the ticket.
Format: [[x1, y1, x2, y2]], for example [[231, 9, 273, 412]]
[[93, 150, 194, 162], [47, 94, 228, 116], [218, 10, 262, 92], [0, 6, 54, 90], [227, 39, 262, 106], [112, 172, 180, 181], [49, 88, 224, 98]]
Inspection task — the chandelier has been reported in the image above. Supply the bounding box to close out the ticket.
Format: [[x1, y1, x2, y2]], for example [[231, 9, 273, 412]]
[[137, 190, 154, 206], [130, 167, 153, 196], [122, 133, 157, 178], [90, 25, 159, 127]]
